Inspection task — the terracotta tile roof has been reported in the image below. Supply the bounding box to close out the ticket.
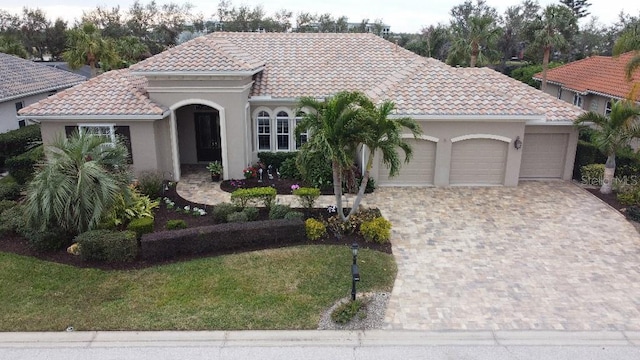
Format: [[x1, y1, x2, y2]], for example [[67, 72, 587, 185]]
[[0, 52, 86, 102], [130, 36, 265, 73], [19, 69, 167, 117], [532, 52, 640, 101], [461, 67, 584, 121]]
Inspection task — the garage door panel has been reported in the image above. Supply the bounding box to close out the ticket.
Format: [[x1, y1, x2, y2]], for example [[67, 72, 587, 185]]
[[519, 133, 568, 179], [450, 139, 507, 185], [378, 139, 435, 185]]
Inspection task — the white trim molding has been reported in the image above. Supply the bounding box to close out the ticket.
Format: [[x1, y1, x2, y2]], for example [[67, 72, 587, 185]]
[[394, 114, 541, 122], [131, 68, 264, 78], [169, 99, 228, 181], [451, 134, 512, 143], [401, 134, 439, 143], [16, 112, 169, 121], [147, 83, 254, 93]]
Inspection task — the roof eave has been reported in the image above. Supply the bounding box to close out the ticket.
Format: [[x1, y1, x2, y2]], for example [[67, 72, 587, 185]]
[[392, 114, 544, 121], [0, 80, 86, 103], [17, 110, 170, 121], [130, 66, 264, 78]]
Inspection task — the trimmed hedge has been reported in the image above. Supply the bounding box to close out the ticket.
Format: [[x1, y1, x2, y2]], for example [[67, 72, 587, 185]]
[[75, 230, 138, 262], [258, 151, 298, 170], [5, 145, 44, 184], [0, 179, 21, 201], [0, 124, 41, 167], [231, 187, 277, 208], [126, 217, 154, 238], [140, 219, 305, 261]]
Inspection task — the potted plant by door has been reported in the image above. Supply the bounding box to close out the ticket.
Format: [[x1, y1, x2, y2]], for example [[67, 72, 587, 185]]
[[207, 161, 223, 182]]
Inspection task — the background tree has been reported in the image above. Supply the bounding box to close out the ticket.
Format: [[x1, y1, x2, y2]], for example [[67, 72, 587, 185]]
[[574, 100, 640, 194], [497, 1, 540, 69], [20, 7, 49, 60], [559, 0, 592, 19], [532, 5, 578, 91], [24, 132, 132, 235], [613, 25, 640, 80], [64, 22, 119, 78], [0, 35, 28, 58], [45, 18, 67, 61], [113, 36, 150, 68], [81, 5, 129, 39], [448, 15, 501, 67]]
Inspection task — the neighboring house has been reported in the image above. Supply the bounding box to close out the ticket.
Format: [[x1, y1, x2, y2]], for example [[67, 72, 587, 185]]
[[19, 33, 583, 186], [533, 52, 640, 115], [0, 53, 86, 133], [41, 62, 92, 79]]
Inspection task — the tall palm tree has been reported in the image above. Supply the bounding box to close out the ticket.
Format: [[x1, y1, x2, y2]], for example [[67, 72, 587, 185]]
[[447, 15, 501, 67], [574, 100, 640, 194], [296, 91, 371, 222], [612, 26, 640, 81], [534, 5, 577, 91], [349, 101, 421, 216], [24, 131, 132, 234], [63, 22, 119, 78]]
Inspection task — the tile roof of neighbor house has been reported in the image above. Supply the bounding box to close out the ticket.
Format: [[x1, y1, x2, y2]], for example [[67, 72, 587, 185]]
[[532, 52, 640, 101], [0, 52, 86, 103], [19, 69, 167, 117], [462, 67, 584, 121], [21, 32, 576, 120]]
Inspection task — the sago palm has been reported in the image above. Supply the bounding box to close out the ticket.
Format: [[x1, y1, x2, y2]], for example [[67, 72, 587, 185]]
[[25, 131, 132, 234], [296, 91, 372, 221], [574, 100, 640, 194]]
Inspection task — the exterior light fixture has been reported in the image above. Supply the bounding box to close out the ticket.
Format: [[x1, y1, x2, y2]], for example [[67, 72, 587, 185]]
[[351, 243, 360, 301], [514, 136, 523, 150]]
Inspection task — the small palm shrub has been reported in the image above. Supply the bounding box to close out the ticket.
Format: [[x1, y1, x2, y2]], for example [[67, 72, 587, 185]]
[[360, 217, 392, 244], [166, 219, 187, 230], [269, 204, 291, 219], [75, 230, 138, 262], [212, 202, 238, 223], [293, 187, 320, 209], [305, 218, 326, 240], [136, 171, 164, 198]]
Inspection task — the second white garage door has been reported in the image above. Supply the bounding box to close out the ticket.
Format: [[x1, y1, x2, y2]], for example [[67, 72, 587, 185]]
[[450, 138, 508, 185], [378, 139, 436, 185], [519, 133, 568, 179]]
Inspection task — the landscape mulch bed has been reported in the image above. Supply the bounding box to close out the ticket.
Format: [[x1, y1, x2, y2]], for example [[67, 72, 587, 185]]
[[220, 177, 334, 195], [585, 187, 625, 211], [0, 184, 391, 271]]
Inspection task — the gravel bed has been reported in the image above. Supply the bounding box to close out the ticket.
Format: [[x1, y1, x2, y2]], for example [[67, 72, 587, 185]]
[[317, 292, 390, 330]]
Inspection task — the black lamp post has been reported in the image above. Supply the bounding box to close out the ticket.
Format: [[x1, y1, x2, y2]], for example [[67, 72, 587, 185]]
[[351, 243, 360, 301]]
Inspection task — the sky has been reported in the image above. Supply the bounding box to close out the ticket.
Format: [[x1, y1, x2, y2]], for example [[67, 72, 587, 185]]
[[2, 0, 640, 33]]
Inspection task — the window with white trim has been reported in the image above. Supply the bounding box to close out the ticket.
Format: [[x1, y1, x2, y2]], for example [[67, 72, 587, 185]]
[[573, 93, 583, 108], [605, 100, 612, 116], [256, 111, 271, 150], [79, 124, 116, 142], [276, 111, 290, 150], [295, 111, 308, 149]]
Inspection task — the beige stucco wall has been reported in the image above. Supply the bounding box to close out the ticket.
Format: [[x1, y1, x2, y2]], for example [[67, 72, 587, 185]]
[[544, 84, 613, 116], [153, 116, 174, 178], [371, 120, 527, 187], [523, 124, 579, 180], [40, 120, 160, 177], [1, 93, 51, 133]]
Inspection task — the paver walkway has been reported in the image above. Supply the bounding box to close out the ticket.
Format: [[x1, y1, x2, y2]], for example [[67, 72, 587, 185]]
[[177, 170, 640, 331]]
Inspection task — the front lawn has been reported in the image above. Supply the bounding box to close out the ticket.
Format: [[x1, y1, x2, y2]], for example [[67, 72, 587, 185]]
[[0, 245, 396, 331]]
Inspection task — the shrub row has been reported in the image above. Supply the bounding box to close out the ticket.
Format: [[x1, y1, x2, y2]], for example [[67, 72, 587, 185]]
[[140, 219, 305, 261], [0, 177, 21, 201], [75, 230, 138, 262], [0, 124, 41, 167], [257, 151, 298, 170], [230, 187, 277, 208], [6, 145, 44, 184]]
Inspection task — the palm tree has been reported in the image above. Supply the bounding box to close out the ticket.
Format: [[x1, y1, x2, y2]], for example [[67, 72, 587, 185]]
[[574, 100, 640, 194], [63, 22, 119, 78], [533, 5, 577, 91], [24, 131, 132, 235], [296, 91, 372, 222], [447, 15, 501, 67], [349, 101, 421, 216], [114, 35, 150, 68], [612, 26, 640, 81]]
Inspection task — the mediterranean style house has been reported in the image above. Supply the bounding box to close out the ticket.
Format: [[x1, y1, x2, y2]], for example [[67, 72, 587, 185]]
[[533, 52, 640, 115], [0, 53, 85, 133], [19, 32, 583, 186]]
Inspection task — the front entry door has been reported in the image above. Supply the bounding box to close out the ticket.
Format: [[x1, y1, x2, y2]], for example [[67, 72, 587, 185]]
[[194, 112, 222, 162]]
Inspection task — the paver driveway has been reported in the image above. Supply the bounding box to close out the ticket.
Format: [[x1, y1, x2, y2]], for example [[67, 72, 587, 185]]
[[365, 181, 640, 331]]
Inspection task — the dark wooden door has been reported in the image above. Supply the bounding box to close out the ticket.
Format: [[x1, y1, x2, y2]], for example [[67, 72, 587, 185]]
[[194, 112, 221, 162]]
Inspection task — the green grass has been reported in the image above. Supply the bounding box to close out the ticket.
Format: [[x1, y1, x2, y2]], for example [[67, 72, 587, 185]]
[[0, 245, 396, 331]]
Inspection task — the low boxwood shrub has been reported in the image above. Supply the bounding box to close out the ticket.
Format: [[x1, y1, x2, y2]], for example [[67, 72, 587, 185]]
[[140, 219, 305, 261], [212, 202, 238, 222], [580, 164, 605, 185], [0, 179, 21, 201], [24, 227, 70, 252], [127, 217, 154, 238], [166, 219, 187, 230], [227, 211, 248, 223], [293, 187, 320, 209], [0, 124, 41, 167], [305, 218, 326, 240], [75, 230, 138, 262], [136, 171, 165, 198], [284, 211, 304, 220], [5, 145, 44, 184], [360, 217, 392, 244], [0, 204, 26, 235], [269, 204, 291, 219], [242, 206, 259, 221], [231, 187, 277, 208], [0, 199, 16, 215]]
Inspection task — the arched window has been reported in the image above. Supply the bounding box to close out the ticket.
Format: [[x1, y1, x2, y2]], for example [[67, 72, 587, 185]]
[[257, 111, 270, 150], [295, 111, 308, 149], [276, 111, 290, 150]]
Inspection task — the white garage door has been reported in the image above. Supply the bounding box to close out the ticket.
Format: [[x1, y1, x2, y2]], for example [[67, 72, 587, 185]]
[[519, 133, 568, 179], [450, 138, 508, 185], [378, 139, 436, 185]]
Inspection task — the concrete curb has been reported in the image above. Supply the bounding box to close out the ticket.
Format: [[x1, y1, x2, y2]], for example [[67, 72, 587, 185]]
[[1, 330, 639, 348]]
